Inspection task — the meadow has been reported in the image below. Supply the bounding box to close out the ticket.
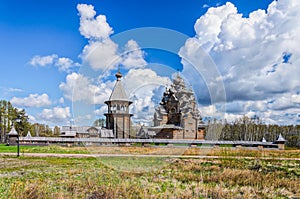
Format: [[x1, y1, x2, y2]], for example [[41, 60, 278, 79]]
[[1, 144, 299, 158], [0, 145, 299, 198]]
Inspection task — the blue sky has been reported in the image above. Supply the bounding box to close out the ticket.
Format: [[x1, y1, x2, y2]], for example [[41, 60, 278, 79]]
[[1, 0, 299, 126]]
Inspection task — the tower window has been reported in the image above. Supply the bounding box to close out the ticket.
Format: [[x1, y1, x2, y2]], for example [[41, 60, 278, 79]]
[[170, 107, 176, 113]]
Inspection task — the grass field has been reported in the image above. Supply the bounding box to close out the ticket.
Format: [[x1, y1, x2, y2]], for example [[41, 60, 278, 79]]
[[1, 144, 299, 159], [0, 151, 299, 198], [0, 144, 90, 154]]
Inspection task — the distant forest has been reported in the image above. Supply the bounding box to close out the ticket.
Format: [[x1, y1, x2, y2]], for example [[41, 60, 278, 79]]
[[1, 100, 299, 148], [207, 116, 300, 148], [0, 100, 60, 143]]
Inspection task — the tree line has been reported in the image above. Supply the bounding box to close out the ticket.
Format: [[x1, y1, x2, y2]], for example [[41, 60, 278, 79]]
[[207, 116, 300, 148], [0, 100, 60, 143], [1, 99, 300, 148]]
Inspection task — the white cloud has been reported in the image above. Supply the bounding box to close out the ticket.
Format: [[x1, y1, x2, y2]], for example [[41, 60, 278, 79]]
[[292, 94, 300, 104], [69, 68, 171, 125], [4, 88, 23, 93], [267, 93, 300, 111], [38, 107, 71, 124], [179, 0, 300, 124], [26, 1, 300, 126], [77, 4, 147, 73], [73, 114, 93, 125], [200, 105, 218, 117], [55, 57, 80, 72], [30, 54, 58, 67], [122, 68, 171, 123], [29, 54, 79, 72], [202, 4, 209, 9], [59, 97, 64, 104], [94, 106, 107, 116], [80, 38, 148, 72], [59, 72, 113, 104], [130, 95, 155, 123], [0, 86, 24, 96], [28, 114, 37, 124], [191, 0, 300, 101], [194, 2, 237, 52], [77, 4, 114, 40], [200, 97, 300, 125], [81, 39, 121, 71], [77, 3, 120, 72], [122, 40, 147, 69], [71, 3, 176, 124], [123, 68, 171, 95], [76, 4, 96, 19], [11, 93, 52, 108]]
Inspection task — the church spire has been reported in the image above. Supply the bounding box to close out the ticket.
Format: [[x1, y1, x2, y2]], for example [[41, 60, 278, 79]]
[[108, 70, 129, 101], [115, 67, 122, 81]]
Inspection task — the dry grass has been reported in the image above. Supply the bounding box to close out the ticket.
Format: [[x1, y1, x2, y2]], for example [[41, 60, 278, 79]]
[[2, 144, 299, 159], [184, 147, 300, 158], [0, 155, 299, 199]]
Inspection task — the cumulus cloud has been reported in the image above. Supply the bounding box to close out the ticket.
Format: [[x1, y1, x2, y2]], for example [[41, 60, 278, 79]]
[[38, 107, 71, 124], [59, 66, 172, 125], [77, 4, 114, 40], [77, 4, 120, 72], [81, 39, 121, 71], [180, 0, 300, 124], [59, 72, 113, 105], [28, 114, 37, 124], [94, 106, 107, 116], [29, 54, 79, 72], [77, 4, 148, 72], [49, 4, 154, 125], [67, 3, 170, 125], [123, 68, 171, 123], [267, 93, 300, 111], [27, 1, 300, 125], [59, 97, 64, 104], [123, 68, 171, 95], [189, 0, 300, 101], [55, 57, 80, 72], [73, 114, 93, 125], [11, 93, 52, 108], [122, 40, 147, 69], [30, 54, 58, 67], [201, 95, 300, 125]]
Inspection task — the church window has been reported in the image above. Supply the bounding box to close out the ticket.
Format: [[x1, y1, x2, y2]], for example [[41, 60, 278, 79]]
[[170, 107, 176, 113]]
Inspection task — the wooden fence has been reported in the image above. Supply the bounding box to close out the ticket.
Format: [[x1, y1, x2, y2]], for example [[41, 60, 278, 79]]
[[17, 137, 280, 149]]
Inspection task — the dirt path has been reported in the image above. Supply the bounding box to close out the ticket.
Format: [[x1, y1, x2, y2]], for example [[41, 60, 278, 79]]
[[1, 152, 300, 161]]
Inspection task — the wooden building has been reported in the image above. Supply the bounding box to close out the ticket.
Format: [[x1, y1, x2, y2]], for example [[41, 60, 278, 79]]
[[150, 75, 205, 140], [104, 70, 133, 138]]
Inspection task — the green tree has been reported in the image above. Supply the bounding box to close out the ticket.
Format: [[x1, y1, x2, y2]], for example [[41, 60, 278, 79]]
[[93, 118, 105, 127], [53, 126, 61, 137], [0, 100, 30, 142], [32, 123, 54, 137]]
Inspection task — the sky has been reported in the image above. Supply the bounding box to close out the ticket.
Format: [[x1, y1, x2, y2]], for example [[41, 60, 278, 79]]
[[1, 0, 300, 127]]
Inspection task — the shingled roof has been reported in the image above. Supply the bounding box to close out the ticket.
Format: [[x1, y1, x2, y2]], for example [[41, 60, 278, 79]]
[[8, 126, 18, 136], [109, 80, 128, 101], [108, 71, 129, 101]]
